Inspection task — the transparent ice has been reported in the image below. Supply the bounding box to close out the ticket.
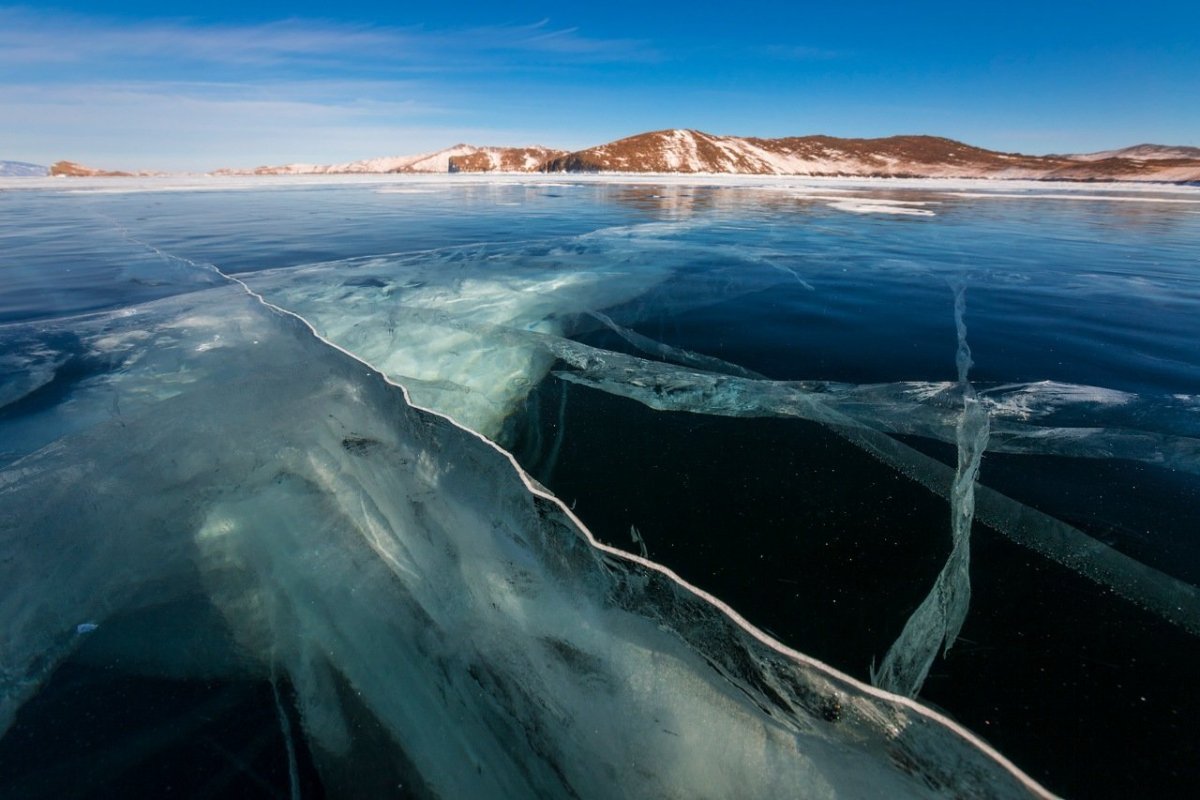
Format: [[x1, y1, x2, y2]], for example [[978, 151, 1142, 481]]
[[0, 282, 1045, 798], [4, 183, 1199, 797]]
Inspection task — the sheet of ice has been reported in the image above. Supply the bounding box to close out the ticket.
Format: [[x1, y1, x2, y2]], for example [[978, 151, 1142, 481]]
[[4, 174, 1198, 797], [234, 231, 685, 438], [5, 172, 1199, 193], [548, 339, 1200, 637], [587, 310, 766, 379], [236, 222, 792, 440], [0, 283, 1051, 798], [309, 274, 1200, 479], [0, 343, 68, 410], [486, 314, 1200, 476]]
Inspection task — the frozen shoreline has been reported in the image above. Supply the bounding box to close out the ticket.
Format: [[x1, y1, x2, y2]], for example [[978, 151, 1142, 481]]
[[4, 171, 1200, 195]]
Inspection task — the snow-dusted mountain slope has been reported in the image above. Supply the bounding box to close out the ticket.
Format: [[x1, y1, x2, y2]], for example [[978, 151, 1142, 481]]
[[448, 147, 568, 172], [0, 160, 48, 177], [49, 131, 1200, 182], [214, 145, 565, 176], [1066, 144, 1200, 162], [541, 129, 1200, 182]]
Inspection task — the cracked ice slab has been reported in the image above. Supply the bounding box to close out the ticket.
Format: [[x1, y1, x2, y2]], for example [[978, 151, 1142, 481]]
[[235, 227, 699, 439], [0, 281, 1055, 798]]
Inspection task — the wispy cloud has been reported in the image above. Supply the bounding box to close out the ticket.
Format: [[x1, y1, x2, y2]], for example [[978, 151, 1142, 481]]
[[0, 7, 659, 169], [0, 11, 392, 68], [503, 19, 658, 62], [1, 76, 462, 165], [0, 8, 657, 71], [1, 80, 521, 170]]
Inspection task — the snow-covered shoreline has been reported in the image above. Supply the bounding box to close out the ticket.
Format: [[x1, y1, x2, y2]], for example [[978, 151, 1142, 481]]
[[4, 171, 1199, 196]]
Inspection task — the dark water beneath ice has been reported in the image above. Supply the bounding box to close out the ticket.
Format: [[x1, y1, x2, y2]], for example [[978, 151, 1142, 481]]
[[2, 177, 1199, 798]]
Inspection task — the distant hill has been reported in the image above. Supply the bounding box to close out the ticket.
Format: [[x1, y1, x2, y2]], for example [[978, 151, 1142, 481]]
[[542, 130, 1037, 176], [0, 160, 48, 177], [213, 145, 566, 176], [448, 146, 569, 173], [540, 129, 1200, 182], [48, 161, 167, 177], [53, 132, 1200, 183]]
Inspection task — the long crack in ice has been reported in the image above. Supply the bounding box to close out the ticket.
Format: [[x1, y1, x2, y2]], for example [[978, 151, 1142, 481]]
[[546, 335, 1200, 638], [870, 286, 990, 697]]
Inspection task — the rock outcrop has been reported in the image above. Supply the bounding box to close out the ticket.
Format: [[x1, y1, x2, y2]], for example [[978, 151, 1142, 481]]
[[49, 161, 136, 177]]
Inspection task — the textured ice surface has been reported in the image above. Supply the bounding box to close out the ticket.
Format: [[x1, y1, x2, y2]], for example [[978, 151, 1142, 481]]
[[587, 309, 766, 379], [0, 284, 1049, 798], [235, 226, 705, 439], [547, 342, 1199, 475], [5, 178, 1198, 797]]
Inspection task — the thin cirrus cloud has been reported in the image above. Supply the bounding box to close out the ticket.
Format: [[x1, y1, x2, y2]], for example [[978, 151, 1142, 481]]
[[0, 80, 450, 125], [0, 79, 539, 171], [0, 11, 391, 68], [0, 8, 658, 71], [0, 7, 659, 169]]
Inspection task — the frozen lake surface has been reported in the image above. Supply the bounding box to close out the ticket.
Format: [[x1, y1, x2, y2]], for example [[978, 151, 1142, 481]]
[[2, 175, 1199, 798]]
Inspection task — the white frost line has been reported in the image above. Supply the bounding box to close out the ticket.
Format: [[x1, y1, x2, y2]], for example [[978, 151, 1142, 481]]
[[9, 173, 1199, 196], [112, 218, 1056, 800], [805, 196, 937, 205], [948, 192, 1200, 204], [827, 201, 936, 217]]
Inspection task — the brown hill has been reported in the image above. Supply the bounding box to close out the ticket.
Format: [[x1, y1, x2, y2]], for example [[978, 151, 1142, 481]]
[[540, 129, 1200, 182], [53, 134, 1200, 183], [448, 147, 568, 173], [214, 145, 566, 176]]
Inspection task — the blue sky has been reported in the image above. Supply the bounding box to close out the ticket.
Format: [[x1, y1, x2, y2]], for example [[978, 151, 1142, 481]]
[[2, 1, 1197, 170]]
